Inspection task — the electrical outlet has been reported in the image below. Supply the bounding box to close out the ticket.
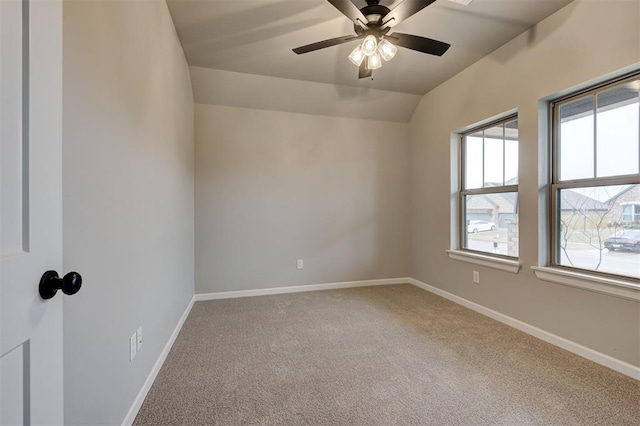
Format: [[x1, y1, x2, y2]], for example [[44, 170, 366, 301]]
[[129, 333, 137, 361], [296, 259, 303, 269], [473, 271, 480, 284], [137, 326, 143, 351]]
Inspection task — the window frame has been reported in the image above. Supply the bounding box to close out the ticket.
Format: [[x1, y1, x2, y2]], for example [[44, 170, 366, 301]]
[[459, 113, 519, 259], [549, 72, 640, 281], [621, 203, 640, 222]]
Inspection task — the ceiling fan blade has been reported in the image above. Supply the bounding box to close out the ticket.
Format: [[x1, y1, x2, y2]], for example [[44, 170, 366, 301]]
[[293, 35, 361, 54], [327, 0, 368, 26], [359, 62, 372, 79], [381, 0, 437, 29], [389, 32, 450, 56]]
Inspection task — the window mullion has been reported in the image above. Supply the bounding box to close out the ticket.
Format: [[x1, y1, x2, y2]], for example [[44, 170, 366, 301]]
[[482, 130, 485, 188], [593, 94, 598, 179], [460, 136, 465, 251], [554, 175, 640, 189], [463, 185, 519, 196], [502, 123, 506, 185]]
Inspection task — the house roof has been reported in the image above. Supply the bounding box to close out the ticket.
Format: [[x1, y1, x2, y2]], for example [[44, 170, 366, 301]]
[[560, 189, 610, 211], [604, 184, 640, 204]]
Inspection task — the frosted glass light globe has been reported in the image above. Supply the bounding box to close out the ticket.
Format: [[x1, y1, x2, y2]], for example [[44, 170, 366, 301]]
[[366, 52, 382, 70], [348, 45, 365, 66], [378, 39, 397, 62], [362, 35, 378, 57]]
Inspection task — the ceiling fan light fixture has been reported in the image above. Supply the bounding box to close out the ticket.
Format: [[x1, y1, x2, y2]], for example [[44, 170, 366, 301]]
[[348, 45, 365, 66], [292, 0, 451, 78], [362, 35, 378, 57], [378, 39, 397, 61], [366, 52, 382, 70]]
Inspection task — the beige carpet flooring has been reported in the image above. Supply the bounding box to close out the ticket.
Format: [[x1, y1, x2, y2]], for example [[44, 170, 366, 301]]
[[134, 284, 639, 425]]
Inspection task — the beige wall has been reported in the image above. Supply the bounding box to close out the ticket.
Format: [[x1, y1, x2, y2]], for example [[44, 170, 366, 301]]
[[62, 0, 194, 424], [195, 104, 410, 293], [410, 0, 640, 366]]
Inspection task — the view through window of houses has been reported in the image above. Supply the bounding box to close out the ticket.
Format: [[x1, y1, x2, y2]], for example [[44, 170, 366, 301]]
[[553, 75, 640, 279], [461, 117, 519, 257]]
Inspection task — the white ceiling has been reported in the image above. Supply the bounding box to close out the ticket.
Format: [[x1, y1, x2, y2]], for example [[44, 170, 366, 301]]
[[166, 0, 574, 96]]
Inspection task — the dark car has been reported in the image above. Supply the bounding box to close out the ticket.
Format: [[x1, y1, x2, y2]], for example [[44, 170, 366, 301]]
[[604, 230, 640, 253]]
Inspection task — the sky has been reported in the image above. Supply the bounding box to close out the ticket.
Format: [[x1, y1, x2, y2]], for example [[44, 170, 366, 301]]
[[560, 102, 639, 181], [465, 122, 518, 189]]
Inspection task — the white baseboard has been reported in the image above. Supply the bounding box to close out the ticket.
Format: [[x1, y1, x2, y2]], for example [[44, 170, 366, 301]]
[[121, 296, 196, 426], [194, 277, 410, 301], [407, 278, 640, 381]]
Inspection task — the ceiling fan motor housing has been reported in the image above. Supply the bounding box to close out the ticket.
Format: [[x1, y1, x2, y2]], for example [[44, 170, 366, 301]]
[[354, 3, 391, 37]]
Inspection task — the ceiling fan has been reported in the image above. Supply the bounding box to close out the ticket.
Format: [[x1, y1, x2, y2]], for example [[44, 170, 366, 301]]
[[292, 0, 452, 79]]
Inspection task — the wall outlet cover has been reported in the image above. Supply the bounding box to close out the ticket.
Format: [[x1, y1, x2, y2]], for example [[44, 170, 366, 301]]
[[137, 326, 143, 351], [129, 333, 137, 361]]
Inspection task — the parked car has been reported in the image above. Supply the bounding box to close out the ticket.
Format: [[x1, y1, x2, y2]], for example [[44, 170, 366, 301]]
[[604, 230, 640, 253], [467, 220, 497, 233]]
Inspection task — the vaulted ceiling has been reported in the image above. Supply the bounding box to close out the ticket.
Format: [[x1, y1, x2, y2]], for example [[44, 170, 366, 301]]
[[165, 0, 575, 122], [167, 0, 573, 96]]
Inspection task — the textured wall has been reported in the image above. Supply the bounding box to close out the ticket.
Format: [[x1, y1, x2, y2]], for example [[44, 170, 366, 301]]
[[410, 0, 640, 366], [62, 0, 194, 423], [195, 104, 410, 293]]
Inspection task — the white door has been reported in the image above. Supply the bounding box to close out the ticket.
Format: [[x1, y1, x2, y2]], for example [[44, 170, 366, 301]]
[[1, 0, 65, 424]]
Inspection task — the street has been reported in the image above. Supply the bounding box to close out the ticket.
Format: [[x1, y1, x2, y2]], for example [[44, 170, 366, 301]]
[[559, 248, 639, 278], [467, 231, 639, 278]]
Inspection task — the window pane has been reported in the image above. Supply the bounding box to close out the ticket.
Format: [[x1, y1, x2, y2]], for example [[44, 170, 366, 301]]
[[505, 120, 519, 184], [464, 192, 518, 257], [483, 124, 504, 186], [464, 131, 483, 189], [556, 184, 640, 279], [559, 96, 594, 181], [596, 81, 639, 178]]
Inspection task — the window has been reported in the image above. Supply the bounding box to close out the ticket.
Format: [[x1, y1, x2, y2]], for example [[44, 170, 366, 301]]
[[621, 203, 640, 222], [460, 115, 519, 258], [551, 73, 640, 280]]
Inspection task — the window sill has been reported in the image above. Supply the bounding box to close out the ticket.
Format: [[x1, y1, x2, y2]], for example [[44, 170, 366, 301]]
[[531, 266, 640, 302], [446, 250, 521, 274]]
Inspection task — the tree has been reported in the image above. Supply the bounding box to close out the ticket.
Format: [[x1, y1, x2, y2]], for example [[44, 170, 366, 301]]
[[559, 189, 624, 271]]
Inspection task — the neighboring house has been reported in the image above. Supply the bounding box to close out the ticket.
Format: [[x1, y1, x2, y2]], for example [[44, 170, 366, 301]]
[[560, 189, 610, 213], [466, 180, 518, 228], [466, 192, 517, 227], [467, 184, 640, 230], [558, 189, 610, 232], [557, 185, 640, 231], [606, 184, 640, 226]]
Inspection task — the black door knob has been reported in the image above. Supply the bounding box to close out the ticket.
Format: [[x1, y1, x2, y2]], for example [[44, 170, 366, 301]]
[[39, 270, 82, 300]]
